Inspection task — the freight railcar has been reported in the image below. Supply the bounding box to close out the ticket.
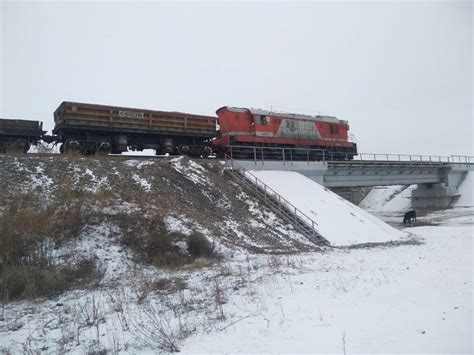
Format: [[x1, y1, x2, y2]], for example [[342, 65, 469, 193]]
[[0, 118, 45, 153], [212, 106, 357, 159], [53, 102, 216, 155]]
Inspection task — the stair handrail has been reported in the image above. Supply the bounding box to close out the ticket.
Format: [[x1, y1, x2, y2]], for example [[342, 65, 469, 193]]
[[224, 154, 322, 237]]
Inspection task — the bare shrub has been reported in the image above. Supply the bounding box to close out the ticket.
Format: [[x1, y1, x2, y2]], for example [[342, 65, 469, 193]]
[[130, 303, 181, 352], [116, 213, 190, 267], [0, 258, 103, 301], [117, 213, 220, 268], [187, 258, 215, 269], [187, 232, 215, 258], [212, 276, 226, 321], [153, 278, 187, 293]]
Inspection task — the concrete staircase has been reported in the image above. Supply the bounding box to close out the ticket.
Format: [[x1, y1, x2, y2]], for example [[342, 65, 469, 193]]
[[224, 156, 328, 245]]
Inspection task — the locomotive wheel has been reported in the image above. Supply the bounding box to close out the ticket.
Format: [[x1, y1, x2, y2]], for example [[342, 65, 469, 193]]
[[201, 146, 212, 158]]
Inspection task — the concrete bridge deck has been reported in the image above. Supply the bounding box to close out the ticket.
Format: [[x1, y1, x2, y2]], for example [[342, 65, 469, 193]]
[[225, 147, 473, 209]]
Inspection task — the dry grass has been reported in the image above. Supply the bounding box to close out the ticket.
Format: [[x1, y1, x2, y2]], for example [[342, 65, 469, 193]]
[[1, 258, 103, 301], [0, 186, 103, 302], [152, 278, 187, 293]]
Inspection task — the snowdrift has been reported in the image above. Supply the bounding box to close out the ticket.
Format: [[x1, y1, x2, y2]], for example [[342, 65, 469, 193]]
[[359, 184, 415, 212], [248, 170, 410, 246]]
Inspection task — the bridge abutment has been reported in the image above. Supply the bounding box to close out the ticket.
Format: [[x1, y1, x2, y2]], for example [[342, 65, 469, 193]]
[[411, 166, 470, 209], [411, 183, 457, 209]]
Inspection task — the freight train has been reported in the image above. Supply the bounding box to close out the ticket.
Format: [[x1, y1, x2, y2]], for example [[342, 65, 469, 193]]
[[0, 102, 357, 159]]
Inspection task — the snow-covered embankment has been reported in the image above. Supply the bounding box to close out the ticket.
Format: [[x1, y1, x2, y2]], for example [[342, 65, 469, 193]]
[[248, 170, 411, 246]]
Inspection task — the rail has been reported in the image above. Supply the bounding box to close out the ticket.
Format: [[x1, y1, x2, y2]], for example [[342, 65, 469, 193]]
[[227, 145, 473, 166], [224, 154, 327, 244]]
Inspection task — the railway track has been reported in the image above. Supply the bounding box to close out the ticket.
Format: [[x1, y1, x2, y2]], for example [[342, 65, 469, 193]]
[[2, 151, 472, 167]]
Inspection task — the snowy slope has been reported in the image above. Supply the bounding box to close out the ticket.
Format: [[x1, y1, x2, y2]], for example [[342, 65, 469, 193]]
[[248, 171, 410, 246], [360, 184, 416, 212]]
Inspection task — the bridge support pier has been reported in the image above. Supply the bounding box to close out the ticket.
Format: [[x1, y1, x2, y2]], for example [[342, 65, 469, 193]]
[[411, 183, 457, 209], [412, 166, 470, 209]]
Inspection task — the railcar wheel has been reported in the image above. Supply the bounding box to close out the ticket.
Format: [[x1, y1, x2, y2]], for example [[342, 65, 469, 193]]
[[97, 141, 112, 155], [63, 139, 81, 154]]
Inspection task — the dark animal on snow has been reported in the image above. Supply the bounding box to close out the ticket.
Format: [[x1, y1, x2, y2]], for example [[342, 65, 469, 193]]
[[403, 210, 417, 226]]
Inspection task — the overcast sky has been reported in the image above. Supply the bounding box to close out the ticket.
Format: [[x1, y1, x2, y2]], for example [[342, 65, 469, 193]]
[[1, 1, 472, 155]]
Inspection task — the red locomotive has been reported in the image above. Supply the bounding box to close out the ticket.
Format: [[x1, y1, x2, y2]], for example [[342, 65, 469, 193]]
[[212, 106, 357, 159]]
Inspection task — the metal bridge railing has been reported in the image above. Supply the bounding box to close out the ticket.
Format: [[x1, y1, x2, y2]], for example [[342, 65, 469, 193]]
[[450, 155, 474, 164], [355, 153, 451, 163], [224, 154, 327, 245], [226, 145, 473, 166]]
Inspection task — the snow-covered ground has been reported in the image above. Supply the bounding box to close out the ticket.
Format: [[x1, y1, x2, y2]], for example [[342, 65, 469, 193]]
[[248, 170, 410, 246], [1, 211, 471, 354], [181, 219, 473, 353], [1, 157, 472, 353]]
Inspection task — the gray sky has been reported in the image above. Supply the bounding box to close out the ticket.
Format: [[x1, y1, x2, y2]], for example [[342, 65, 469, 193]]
[[1, 1, 472, 155]]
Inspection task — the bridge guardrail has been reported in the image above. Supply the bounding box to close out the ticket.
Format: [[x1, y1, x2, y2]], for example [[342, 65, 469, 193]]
[[226, 145, 473, 166], [355, 153, 451, 163], [450, 155, 474, 164]]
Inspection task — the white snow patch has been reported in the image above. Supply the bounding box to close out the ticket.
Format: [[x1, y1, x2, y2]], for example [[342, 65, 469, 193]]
[[123, 159, 155, 169], [165, 215, 193, 236], [121, 148, 157, 156], [28, 164, 54, 191], [132, 174, 151, 191], [60, 222, 133, 281], [360, 184, 416, 212], [170, 157, 211, 186]]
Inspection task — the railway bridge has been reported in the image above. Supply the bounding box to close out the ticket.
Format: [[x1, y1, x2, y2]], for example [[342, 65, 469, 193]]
[[226, 146, 474, 208]]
